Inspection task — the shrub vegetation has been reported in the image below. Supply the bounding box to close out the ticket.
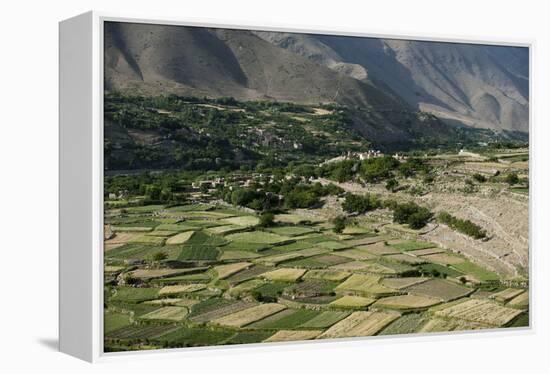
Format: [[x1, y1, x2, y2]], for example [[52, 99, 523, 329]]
[[342, 194, 381, 214], [390, 201, 433, 229], [437, 212, 486, 239]]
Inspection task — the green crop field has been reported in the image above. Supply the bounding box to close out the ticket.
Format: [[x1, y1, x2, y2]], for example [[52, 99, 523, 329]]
[[128, 235, 166, 246], [165, 231, 195, 245], [262, 268, 306, 282], [105, 324, 178, 340], [417, 263, 464, 278], [251, 309, 320, 330], [274, 241, 314, 252], [226, 265, 271, 284], [188, 298, 239, 319], [125, 205, 165, 213], [274, 214, 322, 224], [183, 220, 224, 228], [405, 279, 473, 301], [105, 244, 160, 261], [225, 331, 275, 345], [104, 170, 526, 351], [299, 311, 350, 329], [228, 279, 265, 297], [153, 223, 196, 232], [252, 282, 291, 299], [108, 302, 162, 318], [177, 246, 220, 261], [139, 306, 188, 322], [221, 216, 260, 227], [373, 295, 441, 311], [222, 241, 270, 252], [317, 241, 350, 250], [207, 225, 246, 235], [378, 313, 429, 335], [330, 295, 375, 309], [303, 269, 350, 282], [102, 91, 529, 352], [165, 204, 212, 212], [389, 241, 436, 251], [220, 250, 261, 261], [109, 287, 160, 303], [185, 231, 227, 247], [282, 256, 332, 269], [104, 311, 132, 334], [154, 271, 212, 284], [152, 327, 235, 347], [226, 231, 292, 244], [452, 261, 500, 282], [267, 226, 317, 237], [335, 274, 398, 297], [190, 300, 257, 324], [301, 235, 337, 244], [285, 279, 338, 297]]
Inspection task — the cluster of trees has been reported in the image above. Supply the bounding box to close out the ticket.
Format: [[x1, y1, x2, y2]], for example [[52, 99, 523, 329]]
[[389, 201, 433, 229], [106, 93, 214, 133], [282, 180, 343, 208], [106, 92, 336, 117], [318, 160, 356, 182], [446, 127, 528, 152], [241, 100, 314, 114], [485, 140, 529, 150], [283, 189, 320, 209], [385, 178, 399, 192], [105, 168, 348, 210], [142, 184, 175, 204], [505, 173, 520, 185], [472, 173, 487, 183], [220, 178, 344, 212], [105, 172, 189, 205], [104, 92, 373, 172], [152, 251, 168, 262], [396, 157, 430, 178], [222, 188, 280, 211], [283, 181, 343, 209], [470, 171, 526, 189], [342, 193, 381, 214], [360, 157, 401, 182], [437, 212, 486, 239], [331, 216, 348, 233], [341, 193, 433, 229], [318, 156, 431, 184], [258, 212, 275, 227], [419, 267, 446, 279], [105, 173, 156, 197]]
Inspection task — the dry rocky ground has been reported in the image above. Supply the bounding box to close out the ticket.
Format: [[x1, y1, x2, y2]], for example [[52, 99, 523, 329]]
[[316, 170, 529, 279]]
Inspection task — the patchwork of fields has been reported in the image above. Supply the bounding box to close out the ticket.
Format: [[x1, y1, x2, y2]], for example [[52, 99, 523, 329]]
[[104, 203, 529, 351]]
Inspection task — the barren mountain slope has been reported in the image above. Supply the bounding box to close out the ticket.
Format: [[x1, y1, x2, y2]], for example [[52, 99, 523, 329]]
[[106, 22, 399, 108], [105, 22, 251, 97], [104, 22, 458, 145], [255, 32, 529, 132]]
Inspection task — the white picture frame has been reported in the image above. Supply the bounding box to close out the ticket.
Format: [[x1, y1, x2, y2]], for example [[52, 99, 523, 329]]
[[59, 10, 533, 363]]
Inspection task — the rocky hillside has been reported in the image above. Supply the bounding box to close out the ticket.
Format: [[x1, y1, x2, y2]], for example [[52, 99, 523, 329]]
[[254, 32, 529, 132], [104, 22, 529, 138]]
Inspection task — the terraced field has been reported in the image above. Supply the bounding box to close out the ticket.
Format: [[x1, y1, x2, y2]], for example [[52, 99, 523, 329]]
[[433, 299, 523, 326], [139, 306, 188, 322], [104, 202, 528, 352], [319, 311, 400, 338], [404, 279, 473, 301]]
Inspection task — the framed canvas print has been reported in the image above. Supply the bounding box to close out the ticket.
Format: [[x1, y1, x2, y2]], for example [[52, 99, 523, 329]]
[[59, 11, 531, 362]]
